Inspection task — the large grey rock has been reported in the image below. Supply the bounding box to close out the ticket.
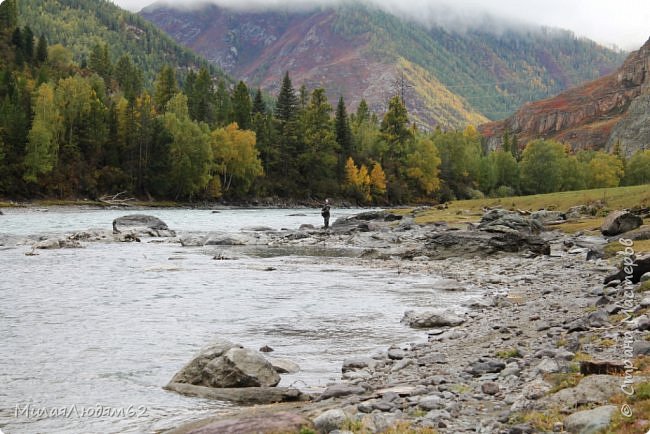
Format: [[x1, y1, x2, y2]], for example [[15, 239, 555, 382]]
[[266, 357, 300, 374], [342, 357, 377, 373], [564, 405, 617, 434], [543, 375, 620, 407], [202, 348, 281, 387], [313, 409, 347, 433], [600, 210, 643, 236], [634, 340, 650, 356], [164, 383, 310, 405], [604, 255, 650, 284], [420, 229, 550, 259], [170, 339, 241, 385], [113, 214, 175, 237], [169, 340, 280, 389], [466, 359, 506, 377], [401, 309, 465, 328], [479, 209, 544, 233]]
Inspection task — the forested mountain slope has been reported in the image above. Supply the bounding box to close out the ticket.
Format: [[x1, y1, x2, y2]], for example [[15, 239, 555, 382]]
[[142, 1, 625, 128]]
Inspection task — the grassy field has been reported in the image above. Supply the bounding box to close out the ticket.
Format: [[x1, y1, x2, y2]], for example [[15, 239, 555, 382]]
[[396, 184, 650, 254]]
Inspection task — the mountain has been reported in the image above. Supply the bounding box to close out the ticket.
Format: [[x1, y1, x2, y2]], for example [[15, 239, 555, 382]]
[[479, 37, 650, 156], [140, 1, 625, 129], [16, 0, 224, 85]]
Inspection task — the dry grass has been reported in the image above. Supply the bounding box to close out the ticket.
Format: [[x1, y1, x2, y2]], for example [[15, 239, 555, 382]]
[[409, 185, 649, 229]]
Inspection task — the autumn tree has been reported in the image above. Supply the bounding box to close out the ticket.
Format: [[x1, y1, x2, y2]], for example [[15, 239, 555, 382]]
[[585, 151, 624, 188], [162, 93, 212, 199], [404, 133, 441, 197], [210, 122, 263, 198]]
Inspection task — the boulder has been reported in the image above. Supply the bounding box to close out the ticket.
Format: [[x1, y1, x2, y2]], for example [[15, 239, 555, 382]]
[[543, 375, 620, 407], [313, 409, 348, 433], [466, 359, 506, 377], [169, 340, 280, 389], [531, 210, 566, 224], [479, 209, 543, 233], [604, 255, 650, 284], [164, 383, 310, 405], [266, 357, 300, 374], [112, 214, 175, 237], [600, 210, 643, 236], [342, 357, 377, 373], [419, 230, 550, 259], [564, 405, 617, 434], [170, 339, 242, 385], [401, 309, 465, 328], [633, 341, 650, 356], [202, 348, 280, 388]]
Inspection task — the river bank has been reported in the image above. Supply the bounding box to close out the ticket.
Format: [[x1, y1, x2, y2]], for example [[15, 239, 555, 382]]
[[155, 208, 650, 434], [2, 202, 650, 433]]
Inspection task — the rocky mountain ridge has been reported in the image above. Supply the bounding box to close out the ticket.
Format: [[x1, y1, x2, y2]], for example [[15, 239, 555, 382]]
[[480, 37, 650, 156], [140, 1, 625, 129]]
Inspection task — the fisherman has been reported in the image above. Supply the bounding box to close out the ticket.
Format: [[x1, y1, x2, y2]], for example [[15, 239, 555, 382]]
[[321, 199, 331, 229]]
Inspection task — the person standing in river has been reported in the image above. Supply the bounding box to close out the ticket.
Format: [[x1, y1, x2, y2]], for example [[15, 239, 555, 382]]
[[321, 199, 331, 229]]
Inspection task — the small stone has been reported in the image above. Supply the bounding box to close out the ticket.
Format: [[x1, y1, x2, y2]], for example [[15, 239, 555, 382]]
[[387, 348, 406, 360], [481, 382, 500, 395], [641, 272, 650, 282], [418, 396, 445, 411], [259, 345, 274, 352], [372, 401, 395, 412]]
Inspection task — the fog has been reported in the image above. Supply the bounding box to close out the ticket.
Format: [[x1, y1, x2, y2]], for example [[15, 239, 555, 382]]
[[113, 0, 650, 50]]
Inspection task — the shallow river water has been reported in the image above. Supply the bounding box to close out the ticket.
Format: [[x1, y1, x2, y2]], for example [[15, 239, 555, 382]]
[[0, 208, 480, 433]]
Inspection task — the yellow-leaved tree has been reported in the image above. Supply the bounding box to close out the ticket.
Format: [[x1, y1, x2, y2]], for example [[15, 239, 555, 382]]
[[586, 151, 624, 188], [344, 157, 371, 204], [210, 123, 263, 198]]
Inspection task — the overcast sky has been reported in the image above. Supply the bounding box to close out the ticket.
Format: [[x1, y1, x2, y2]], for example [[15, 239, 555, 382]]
[[111, 0, 650, 50]]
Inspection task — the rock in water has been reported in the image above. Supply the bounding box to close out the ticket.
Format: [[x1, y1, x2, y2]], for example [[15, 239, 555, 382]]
[[600, 210, 643, 236], [170, 341, 281, 389], [202, 348, 280, 388], [112, 214, 176, 237], [170, 339, 241, 385], [401, 309, 465, 328]]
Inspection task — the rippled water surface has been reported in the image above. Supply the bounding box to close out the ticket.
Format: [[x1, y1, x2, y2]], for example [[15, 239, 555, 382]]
[[0, 208, 479, 433]]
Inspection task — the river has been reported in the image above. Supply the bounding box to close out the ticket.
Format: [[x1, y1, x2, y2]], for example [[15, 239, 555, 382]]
[[0, 207, 480, 433]]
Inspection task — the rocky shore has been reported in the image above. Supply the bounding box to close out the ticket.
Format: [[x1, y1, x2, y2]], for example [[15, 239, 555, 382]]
[[155, 208, 649, 434], [4, 206, 650, 433]]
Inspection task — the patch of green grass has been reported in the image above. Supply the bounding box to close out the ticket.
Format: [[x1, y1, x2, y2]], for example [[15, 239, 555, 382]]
[[450, 383, 472, 394], [544, 373, 583, 393], [341, 418, 364, 432], [604, 239, 650, 258], [383, 422, 438, 434], [638, 281, 650, 293], [496, 348, 522, 359], [509, 407, 564, 432]]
